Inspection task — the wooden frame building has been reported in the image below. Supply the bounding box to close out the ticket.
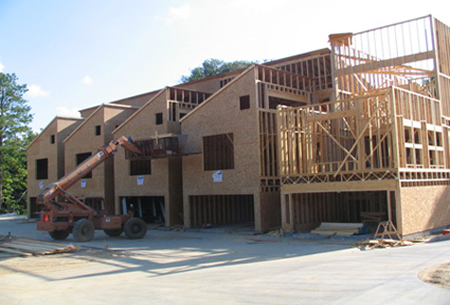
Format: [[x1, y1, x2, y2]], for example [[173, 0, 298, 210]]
[[27, 15, 450, 238], [278, 15, 450, 236]]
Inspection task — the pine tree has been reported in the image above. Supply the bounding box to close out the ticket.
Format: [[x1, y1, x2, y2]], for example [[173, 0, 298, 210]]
[[0, 73, 34, 213]]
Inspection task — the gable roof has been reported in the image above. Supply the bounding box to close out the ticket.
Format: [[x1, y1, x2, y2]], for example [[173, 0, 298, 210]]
[[64, 103, 138, 143], [180, 64, 256, 123], [113, 88, 166, 134], [27, 116, 84, 150]]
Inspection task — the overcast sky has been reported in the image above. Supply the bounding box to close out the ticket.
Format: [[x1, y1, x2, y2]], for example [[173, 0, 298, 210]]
[[1, 0, 449, 132]]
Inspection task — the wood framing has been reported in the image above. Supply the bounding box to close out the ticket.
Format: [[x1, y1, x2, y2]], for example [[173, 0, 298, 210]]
[[279, 15, 450, 236]]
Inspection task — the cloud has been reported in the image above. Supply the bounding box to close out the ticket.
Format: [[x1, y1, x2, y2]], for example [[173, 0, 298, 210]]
[[56, 106, 80, 118], [82, 75, 94, 85], [26, 84, 50, 98], [0, 61, 4, 72], [165, 4, 191, 25]]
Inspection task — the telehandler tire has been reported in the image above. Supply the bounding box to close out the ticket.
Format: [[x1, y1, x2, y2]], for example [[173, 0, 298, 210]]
[[73, 219, 95, 242], [49, 229, 70, 240], [124, 218, 147, 239]]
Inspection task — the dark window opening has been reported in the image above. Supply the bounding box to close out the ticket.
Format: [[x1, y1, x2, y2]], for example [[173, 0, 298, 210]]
[[203, 133, 234, 170], [76, 152, 92, 178], [50, 135, 55, 144], [130, 159, 151, 176], [95, 125, 101, 136], [156, 112, 163, 125], [220, 78, 234, 88], [179, 112, 187, 120], [240, 95, 250, 110], [268, 96, 306, 109], [36, 158, 48, 180]]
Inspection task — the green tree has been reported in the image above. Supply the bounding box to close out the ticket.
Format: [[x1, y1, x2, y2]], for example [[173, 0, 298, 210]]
[[181, 58, 256, 83], [1, 131, 36, 214], [0, 72, 34, 214]]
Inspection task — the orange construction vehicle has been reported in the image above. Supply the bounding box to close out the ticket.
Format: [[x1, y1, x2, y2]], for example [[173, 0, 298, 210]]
[[37, 136, 147, 242]]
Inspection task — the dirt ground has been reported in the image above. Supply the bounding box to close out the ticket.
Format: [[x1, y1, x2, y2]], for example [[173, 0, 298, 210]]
[[418, 262, 450, 291]]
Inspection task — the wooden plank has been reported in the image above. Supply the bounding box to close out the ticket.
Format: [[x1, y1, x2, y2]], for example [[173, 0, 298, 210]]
[[1, 242, 58, 254], [334, 51, 435, 77], [0, 246, 33, 256], [282, 179, 398, 193], [307, 109, 357, 122]]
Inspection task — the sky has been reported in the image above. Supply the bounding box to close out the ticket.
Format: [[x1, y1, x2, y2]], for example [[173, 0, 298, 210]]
[[0, 0, 449, 132]]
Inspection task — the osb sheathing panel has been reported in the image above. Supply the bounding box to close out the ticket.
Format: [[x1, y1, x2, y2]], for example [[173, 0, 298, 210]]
[[27, 120, 59, 199], [27, 118, 83, 217], [116, 91, 181, 138], [181, 68, 261, 227], [102, 106, 138, 209], [56, 119, 84, 179], [79, 107, 98, 119], [179, 70, 242, 93], [103, 106, 138, 138], [63, 106, 137, 203], [112, 96, 184, 222], [167, 157, 184, 226], [64, 109, 107, 199], [182, 68, 260, 190], [399, 185, 450, 235], [114, 150, 170, 198], [111, 91, 160, 108]]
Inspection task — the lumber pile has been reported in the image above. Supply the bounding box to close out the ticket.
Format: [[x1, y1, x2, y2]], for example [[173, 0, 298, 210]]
[[310, 222, 363, 237], [0, 236, 79, 257], [357, 239, 423, 250]]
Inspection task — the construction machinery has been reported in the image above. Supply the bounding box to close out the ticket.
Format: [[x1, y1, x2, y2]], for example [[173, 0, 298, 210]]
[[36, 136, 147, 242]]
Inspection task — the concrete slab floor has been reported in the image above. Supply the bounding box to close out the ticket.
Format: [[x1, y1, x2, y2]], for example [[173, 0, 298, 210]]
[[0, 218, 449, 305]]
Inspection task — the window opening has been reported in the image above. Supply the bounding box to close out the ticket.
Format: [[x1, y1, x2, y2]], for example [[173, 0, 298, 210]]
[[203, 133, 234, 170], [36, 158, 48, 180], [76, 152, 93, 178], [239, 95, 250, 110], [130, 159, 151, 176], [155, 113, 163, 125]]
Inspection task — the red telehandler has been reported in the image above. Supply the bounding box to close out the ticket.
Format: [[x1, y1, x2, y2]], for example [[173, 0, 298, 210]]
[[37, 136, 147, 242]]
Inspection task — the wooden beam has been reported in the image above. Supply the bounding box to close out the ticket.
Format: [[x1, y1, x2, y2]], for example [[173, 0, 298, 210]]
[[282, 179, 398, 194], [334, 51, 435, 77]]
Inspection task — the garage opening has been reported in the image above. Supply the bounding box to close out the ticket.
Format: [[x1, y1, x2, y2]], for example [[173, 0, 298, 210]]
[[285, 191, 395, 232], [120, 196, 165, 224], [189, 194, 254, 227]]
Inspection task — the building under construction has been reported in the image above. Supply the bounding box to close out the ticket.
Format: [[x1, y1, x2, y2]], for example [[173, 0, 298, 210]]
[[27, 15, 450, 237]]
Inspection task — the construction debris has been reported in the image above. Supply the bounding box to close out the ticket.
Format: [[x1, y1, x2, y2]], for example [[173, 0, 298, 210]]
[[310, 223, 364, 237], [0, 235, 79, 257], [357, 238, 426, 250], [247, 238, 279, 245], [265, 227, 284, 237]]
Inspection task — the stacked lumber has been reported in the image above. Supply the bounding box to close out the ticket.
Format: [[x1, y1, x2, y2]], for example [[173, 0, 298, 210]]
[[310, 222, 363, 237], [0, 236, 79, 257]]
